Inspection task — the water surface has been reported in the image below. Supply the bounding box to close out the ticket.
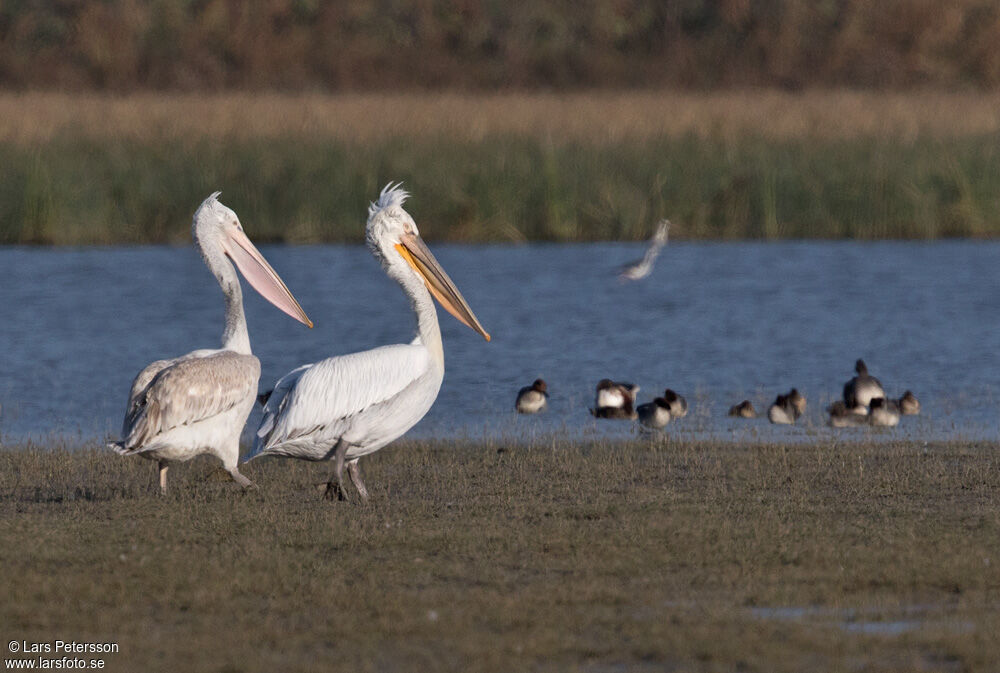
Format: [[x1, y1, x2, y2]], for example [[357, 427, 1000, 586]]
[[0, 242, 997, 444]]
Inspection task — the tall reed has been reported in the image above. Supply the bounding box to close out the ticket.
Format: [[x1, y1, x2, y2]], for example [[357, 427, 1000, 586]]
[[1, 131, 998, 244]]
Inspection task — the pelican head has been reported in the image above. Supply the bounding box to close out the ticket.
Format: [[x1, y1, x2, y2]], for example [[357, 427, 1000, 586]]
[[193, 192, 312, 327], [366, 183, 490, 341]]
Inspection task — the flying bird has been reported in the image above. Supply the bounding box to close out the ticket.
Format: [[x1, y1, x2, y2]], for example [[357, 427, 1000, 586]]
[[618, 219, 670, 282], [245, 184, 491, 500], [109, 193, 312, 493]]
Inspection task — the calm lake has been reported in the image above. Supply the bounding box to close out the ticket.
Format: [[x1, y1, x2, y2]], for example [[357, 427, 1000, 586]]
[[0, 242, 997, 445]]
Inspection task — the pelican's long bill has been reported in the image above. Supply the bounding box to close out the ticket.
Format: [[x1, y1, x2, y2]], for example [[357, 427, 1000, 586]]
[[223, 227, 313, 328], [396, 233, 491, 341]]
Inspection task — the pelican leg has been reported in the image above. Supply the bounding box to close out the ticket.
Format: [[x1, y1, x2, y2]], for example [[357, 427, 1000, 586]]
[[158, 461, 169, 495], [227, 467, 256, 490], [320, 440, 349, 501], [347, 459, 369, 501]]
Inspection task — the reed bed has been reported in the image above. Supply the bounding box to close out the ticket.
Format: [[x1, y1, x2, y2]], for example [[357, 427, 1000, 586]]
[[2, 438, 999, 672], [2, 91, 1000, 243]]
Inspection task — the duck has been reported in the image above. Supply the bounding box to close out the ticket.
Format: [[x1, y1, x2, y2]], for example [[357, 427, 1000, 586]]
[[768, 388, 806, 425], [662, 389, 688, 419], [516, 379, 549, 414], [728, 400, 757, 418], [595, 379, 639, 410], [827, 400, 868, 428], [843, 359, 885, 408], [826, 400, 867, 416], [591, 405, 637, 420], [591, 378, 640, 419], [898, 390, 920, 415], [868, 397, 900, 427], [637, 397, 672, 429]]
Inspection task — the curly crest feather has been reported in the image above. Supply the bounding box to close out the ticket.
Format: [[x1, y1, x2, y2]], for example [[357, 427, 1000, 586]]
[[368, 182, 409, 219]]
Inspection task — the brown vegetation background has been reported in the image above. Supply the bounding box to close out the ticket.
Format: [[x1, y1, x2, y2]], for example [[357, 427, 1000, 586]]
[[3, 0, 1000, 91]]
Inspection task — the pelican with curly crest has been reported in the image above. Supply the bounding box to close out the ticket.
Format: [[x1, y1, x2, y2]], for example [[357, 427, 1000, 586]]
[[109, 192, 313, 493], [245, 184, 491, 501]]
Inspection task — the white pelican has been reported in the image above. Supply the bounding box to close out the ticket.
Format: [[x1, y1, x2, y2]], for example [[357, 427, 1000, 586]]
[[110, 193, 312, 493], [619, 219, 670, 282], [767, 388, 806, 425], [516, 379, 549, 414], [898, 390, 920, 415], [662, 388, 688, 418], [637, 397, 671, 429], [868, 397, 900, 427], [843, 359, 885, 408], [245, 184, 490, 500], [728, 400, 757, 418]]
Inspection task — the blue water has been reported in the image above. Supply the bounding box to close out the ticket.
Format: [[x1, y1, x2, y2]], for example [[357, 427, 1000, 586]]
[[0, 241, 997, 444], [749, 604, 975, 636]]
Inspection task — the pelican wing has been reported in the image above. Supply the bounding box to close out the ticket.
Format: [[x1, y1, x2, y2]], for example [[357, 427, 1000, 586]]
[[254, 363, 313, 438], [249, 344, 430, 459], [122, 351, 260, 451], [123, 358, 176, 435], [121, 349, 218, 436]]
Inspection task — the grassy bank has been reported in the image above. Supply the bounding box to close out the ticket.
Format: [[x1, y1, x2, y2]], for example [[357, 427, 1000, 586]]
[[2, 439, 999, 671], [2, 92, 1000, 243]]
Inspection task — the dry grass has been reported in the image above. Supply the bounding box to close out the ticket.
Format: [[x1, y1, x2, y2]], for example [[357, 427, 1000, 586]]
[[3, 90, 1000, 244], [2, 438, 999, 672], [3, 90, 1000, 145]]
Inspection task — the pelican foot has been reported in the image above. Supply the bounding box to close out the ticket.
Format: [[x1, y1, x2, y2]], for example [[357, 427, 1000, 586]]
[[316, 481, 347, 501]]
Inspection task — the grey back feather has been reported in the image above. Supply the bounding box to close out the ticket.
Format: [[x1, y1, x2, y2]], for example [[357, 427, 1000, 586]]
[[122, 352, 260, 450]]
